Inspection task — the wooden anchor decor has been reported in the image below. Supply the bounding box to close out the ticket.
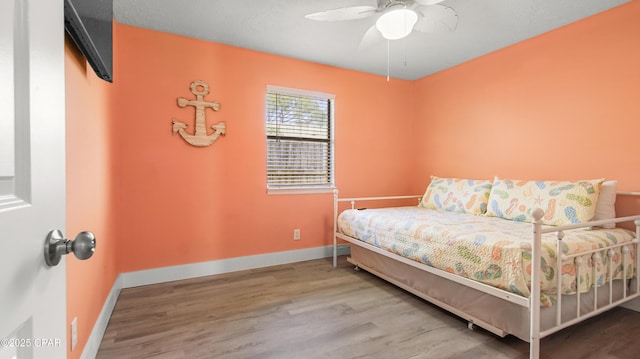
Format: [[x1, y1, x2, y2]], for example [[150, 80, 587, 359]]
[[172, 80, 226, 147]]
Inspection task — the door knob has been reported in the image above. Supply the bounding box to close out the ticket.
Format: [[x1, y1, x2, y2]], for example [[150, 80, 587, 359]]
[[44, 230, 96, 267]]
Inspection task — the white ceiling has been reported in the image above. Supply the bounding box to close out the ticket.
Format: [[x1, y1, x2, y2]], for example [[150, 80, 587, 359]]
[[113, 0, 629, 80]]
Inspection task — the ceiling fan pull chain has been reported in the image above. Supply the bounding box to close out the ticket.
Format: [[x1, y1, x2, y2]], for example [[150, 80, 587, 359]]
[[404, 35, 409, 68], [386, 39, 390, 82]]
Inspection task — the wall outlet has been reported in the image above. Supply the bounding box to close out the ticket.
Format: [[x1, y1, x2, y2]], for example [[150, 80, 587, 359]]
[[293, 229, 301, 240], [71, 317, 78, 351]]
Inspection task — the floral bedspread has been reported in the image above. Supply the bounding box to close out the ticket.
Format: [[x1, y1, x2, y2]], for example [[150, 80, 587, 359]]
[[338, 207, 636, 307]]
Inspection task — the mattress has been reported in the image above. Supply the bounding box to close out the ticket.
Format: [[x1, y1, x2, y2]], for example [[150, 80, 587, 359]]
[[338, 206, 636, 307]]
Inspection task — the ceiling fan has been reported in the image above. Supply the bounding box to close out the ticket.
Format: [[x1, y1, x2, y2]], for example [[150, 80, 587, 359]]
[[305, 0, 458, 48]]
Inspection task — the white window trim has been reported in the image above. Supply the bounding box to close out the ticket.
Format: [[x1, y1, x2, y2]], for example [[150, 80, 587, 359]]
[[266, 85, 336, 101], [265, 85, 336, 195]]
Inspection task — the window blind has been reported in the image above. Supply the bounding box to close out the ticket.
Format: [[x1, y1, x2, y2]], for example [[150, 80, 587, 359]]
[[266, 88, 334, 189]]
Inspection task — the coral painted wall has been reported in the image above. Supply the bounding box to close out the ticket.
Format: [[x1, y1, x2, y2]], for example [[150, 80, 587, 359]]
[[65, 39, 118, 358], [110, 24, 416, 272], [412, 1, 640, 204]]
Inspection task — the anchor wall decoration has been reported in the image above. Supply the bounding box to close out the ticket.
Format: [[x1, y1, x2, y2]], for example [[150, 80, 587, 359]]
[[172, 80, 226, 147]]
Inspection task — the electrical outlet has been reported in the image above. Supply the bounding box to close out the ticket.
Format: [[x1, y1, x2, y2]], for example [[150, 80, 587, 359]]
[[71, 317, 78, 351], [293, 229, 301, 240]]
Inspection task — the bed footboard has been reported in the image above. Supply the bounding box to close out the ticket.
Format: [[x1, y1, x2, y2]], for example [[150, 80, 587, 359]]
[[529, 210, 640, 358], [332, 189, 422, 267]]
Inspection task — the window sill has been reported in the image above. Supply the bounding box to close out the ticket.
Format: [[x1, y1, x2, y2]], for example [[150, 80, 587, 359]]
[[267, 186, 336, 195]]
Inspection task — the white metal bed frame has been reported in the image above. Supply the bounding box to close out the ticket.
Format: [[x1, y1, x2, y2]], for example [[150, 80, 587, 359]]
[[332, 190, 640, 359]]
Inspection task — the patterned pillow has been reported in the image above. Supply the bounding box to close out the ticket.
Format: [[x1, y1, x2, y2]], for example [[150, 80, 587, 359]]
[[485, 177, 604, 226], [419, 176, 493, 215]]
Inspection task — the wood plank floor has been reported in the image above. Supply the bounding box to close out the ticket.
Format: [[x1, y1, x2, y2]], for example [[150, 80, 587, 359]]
[[96, 256, 640, 359]]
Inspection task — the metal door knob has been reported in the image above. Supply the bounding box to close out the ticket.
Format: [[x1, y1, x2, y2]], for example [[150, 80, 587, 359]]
[[44, 230, 96, 267]]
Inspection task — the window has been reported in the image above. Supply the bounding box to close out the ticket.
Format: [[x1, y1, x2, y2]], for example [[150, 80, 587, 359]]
[[266, 86, 335, 194]]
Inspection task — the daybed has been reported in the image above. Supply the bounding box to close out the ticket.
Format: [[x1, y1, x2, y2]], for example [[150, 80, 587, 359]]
[[332, 176, 640, 359]]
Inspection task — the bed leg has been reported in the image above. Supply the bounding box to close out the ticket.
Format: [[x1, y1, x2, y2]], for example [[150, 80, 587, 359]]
[[467, 321, 476, 331], [530, 209, 544, 359]]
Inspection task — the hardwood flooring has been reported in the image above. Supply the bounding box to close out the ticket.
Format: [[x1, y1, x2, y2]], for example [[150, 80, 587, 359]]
[[96, 256, 640, 359]]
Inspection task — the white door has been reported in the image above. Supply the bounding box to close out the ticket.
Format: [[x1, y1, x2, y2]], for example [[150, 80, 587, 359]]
[[0, 0, 67, 358]]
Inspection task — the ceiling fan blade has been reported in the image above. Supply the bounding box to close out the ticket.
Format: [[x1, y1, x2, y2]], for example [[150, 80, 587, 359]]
[[358, 24, 383, 50], [414, 5, 458, 32], [414, 0, 446, 5], [305, 5, 377, 22]]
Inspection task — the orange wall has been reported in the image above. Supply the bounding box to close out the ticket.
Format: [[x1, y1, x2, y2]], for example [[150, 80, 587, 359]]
[[110, 23, 416, 272], [413, 1, 640, 204], [65, 40, 118, 358]]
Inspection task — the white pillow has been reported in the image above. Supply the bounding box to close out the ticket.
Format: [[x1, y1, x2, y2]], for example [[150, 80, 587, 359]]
[[593, 180, 617, 228]]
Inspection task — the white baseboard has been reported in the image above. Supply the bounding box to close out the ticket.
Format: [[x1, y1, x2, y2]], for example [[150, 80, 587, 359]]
[[121, 244, 351, 288], [80, 275, 122, 359], [80, 244, 350, 358]]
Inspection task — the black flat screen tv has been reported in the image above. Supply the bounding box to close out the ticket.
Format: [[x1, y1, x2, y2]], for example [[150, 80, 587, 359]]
[[64, 0, 113, 82]]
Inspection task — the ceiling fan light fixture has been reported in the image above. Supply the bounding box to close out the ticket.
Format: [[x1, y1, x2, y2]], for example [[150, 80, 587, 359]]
[[417, 0, 446, 4], [375, 7, 418, 40]]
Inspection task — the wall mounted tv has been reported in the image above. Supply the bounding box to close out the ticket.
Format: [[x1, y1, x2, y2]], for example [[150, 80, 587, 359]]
[[64, 0, 113, 82]]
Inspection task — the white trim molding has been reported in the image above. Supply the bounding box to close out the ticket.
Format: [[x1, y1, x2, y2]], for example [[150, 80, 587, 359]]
[[80, 275, 122, 359], [121, 244, 351, 288]]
